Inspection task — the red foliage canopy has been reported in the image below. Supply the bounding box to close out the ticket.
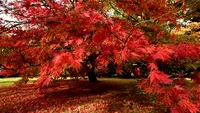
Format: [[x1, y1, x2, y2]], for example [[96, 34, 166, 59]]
[[0, 0, 200, 112]]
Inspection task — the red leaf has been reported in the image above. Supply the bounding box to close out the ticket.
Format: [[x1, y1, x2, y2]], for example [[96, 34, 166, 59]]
[[153, 47, 174, 61], [36, 76, 52, 87], [149, 70, 173, 84], [75, 38, 83, 45], [146, 46, 155, 54], [92, 29, 108, 44], [15, 40, 27, 47], [114, 49, 130, 64], [0, 70, 15, 77], [191, 70, 200, 84], [148, 62, 158, 71], [83, 12, 90, 17], [178, 72, 184, 77], [174, 85, 184, 91], [153, 25, 159, 31], [131, 52, 140, 59], [53, 52, 72, 67], [116, 66, 123, 75], [156, 31, 165, 39], [31, 17, 37, 24], [73, 48, 85, 59], [119, 50, 128, 61], [195, 88, 200, 93], [71, 59, 82, 71], [178, 99, 199, 113], [97, 55, 109, 67], [170, 107, 182, 113], [39, 61, 50, 76]]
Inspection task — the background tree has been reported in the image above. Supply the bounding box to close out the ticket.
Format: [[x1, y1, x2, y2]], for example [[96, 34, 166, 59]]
[[184, 0, 200, 22]]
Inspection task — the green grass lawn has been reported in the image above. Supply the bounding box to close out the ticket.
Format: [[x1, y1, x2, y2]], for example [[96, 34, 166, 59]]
[[0, 77, 37, 87]]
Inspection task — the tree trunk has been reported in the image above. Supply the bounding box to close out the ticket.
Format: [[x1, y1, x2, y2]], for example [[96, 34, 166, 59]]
[[87, 53, 99, 82], [88, 68, 97, 82]]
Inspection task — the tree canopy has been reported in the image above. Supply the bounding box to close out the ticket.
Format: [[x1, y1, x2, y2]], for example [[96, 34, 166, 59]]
[[0, 0, 200, 112]]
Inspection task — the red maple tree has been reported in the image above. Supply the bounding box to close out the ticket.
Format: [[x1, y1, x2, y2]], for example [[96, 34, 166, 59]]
[[0, 0, 200, 112]]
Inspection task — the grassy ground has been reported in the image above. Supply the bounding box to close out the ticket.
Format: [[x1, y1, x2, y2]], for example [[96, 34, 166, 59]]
[[0, 77, 37, 87], [0, 78, 160, 113]]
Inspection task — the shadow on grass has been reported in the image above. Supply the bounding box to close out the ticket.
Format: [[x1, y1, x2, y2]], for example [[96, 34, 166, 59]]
[[0, 78, 156, 113]]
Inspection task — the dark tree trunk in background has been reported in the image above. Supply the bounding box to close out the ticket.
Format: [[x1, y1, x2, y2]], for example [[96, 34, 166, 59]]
[[87, 53, 99, 82], [88, 66, 97, 82]]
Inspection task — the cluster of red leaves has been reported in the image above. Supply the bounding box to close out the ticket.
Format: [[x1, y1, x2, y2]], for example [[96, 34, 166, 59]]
[[0, 0, 200, 112]]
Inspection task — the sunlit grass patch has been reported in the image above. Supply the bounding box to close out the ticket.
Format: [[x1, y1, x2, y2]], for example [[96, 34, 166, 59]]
[[0, 77, 37, 87]]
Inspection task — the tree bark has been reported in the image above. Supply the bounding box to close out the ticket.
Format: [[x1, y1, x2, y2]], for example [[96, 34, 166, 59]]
[[88, 68, 97, 82], [87, 53, 99, 82]]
